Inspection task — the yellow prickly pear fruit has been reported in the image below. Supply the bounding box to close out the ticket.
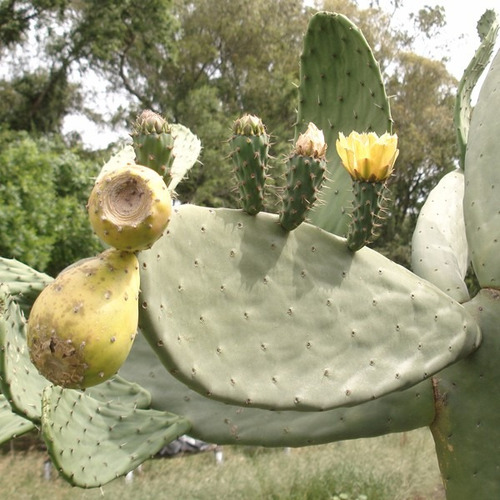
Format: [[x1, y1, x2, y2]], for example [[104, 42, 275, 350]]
[[87, 162, 172, 251], [27, 249, 140, 389]]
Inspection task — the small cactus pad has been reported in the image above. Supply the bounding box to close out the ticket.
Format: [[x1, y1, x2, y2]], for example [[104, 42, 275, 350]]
[[412, 170, 469, 303], [296, 12, 393, 236], [41, 384, 191, 488], [120, 331, 435, 447], [455, 9, 498, 167], [85, 375, 152, 408], [27, 249, 140, 389], [464, 47, 500, 287], [431, 289, 500, 498], [168, 124, 202, 192], [0, 284, 47, 421], [87, 163, 172, 252], [138, 205, 480, 411], [0, 393, 35, 445]]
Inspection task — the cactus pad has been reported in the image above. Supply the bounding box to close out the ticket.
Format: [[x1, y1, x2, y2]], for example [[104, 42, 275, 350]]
[[412, 170, 469, 303], [0, 257, 52, 313], [0, 284, 47, 421], [297, 12, 393, 236], [120, 331, 436, 447], [138, 204, 480, 411], [454, 9, 498, 167], [464, 47, 500, 287], [431, 289, 500, 498], [42, 384, 191, 488], [0, 393, 35, 445]]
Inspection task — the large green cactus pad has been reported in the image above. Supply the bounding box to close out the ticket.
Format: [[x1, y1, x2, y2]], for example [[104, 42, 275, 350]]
[[431, 289, 500, 498], [42, 385, 191, 488], [120, 331, 435, 446], [138, 205, 480, 411], [412, 170, 469, 303], [297, 12, 393, 236], [464, 47, 500, 287]]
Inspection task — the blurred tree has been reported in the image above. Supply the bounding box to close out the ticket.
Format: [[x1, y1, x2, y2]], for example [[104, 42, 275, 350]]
[[0, 130, 104, 275], [0, 0, 177, 134]]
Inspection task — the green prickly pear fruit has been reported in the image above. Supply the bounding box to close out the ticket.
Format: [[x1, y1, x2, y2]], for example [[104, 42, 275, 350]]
[[87, 163, 171, 251], [229, 113, 270, 215], [131, 110, 175, 178], [279, 122, 327, 231], [27, 249, 140, 389]]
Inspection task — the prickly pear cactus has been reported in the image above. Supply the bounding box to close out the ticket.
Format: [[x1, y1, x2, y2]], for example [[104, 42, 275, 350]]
[[1, 10, 500, 500]]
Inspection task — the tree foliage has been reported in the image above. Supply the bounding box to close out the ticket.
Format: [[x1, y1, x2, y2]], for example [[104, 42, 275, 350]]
[[0, 130, 103, 275]]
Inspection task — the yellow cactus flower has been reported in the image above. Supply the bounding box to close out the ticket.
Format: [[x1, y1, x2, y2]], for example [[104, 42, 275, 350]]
[[336, 131, 399, 182], [295, 122, 327, 159]]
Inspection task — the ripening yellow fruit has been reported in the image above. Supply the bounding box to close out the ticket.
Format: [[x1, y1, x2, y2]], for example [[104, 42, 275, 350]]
[[27, 249, 140, 389], [87, 163, 172, 251]]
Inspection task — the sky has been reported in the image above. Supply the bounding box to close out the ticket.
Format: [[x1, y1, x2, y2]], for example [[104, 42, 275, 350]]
[[361, 0, 500, 79], [62, 0, 500, 149]]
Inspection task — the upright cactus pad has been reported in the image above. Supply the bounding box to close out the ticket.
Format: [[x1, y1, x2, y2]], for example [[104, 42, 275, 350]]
[[431, 289, 500, 498], [229, 114, 270, 215], [464, 45, 500, 287], [138, 204, 480, 411], [0, 257, 52, 313], [454, 10, 498, 167], [412, 170, 469, 303], [296, 12, 393, 236]]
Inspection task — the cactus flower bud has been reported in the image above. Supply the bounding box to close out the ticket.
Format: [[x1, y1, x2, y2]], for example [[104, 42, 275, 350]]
[[232, 113, 266, 136], [295, 122, 327, 159], [132, 109, 171, 135], [336, 131, 399, 182]]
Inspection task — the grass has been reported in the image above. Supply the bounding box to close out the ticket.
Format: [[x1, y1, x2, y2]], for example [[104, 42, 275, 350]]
[[0, 428, 445, 500]]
